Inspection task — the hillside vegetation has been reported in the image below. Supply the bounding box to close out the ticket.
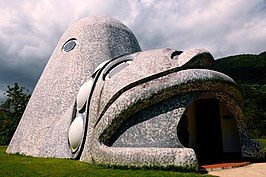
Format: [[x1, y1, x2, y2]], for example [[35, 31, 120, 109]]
[[214, 51, 266, 138], [215, 51, 266, 83]]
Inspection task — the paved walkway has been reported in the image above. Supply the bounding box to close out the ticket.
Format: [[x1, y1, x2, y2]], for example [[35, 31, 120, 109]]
[[208, 162, 266, 177]]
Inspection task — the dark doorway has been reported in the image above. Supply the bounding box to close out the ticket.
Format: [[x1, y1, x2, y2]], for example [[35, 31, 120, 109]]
[[195, 98, 223, 165]]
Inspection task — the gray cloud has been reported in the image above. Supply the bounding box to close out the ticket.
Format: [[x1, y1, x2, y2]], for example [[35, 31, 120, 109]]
[[0, 0, 266, 100], [127, 0, 266, 57]]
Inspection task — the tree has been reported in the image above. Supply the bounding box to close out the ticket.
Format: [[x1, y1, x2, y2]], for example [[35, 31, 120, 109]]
[[238, 83, 266, 138], [0, 83, 31, 145]]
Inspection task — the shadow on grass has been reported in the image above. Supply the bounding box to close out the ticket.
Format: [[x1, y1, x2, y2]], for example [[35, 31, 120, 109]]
[[98, 164, 197, 173]]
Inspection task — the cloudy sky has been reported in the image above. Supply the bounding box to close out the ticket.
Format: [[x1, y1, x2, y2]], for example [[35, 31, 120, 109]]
[[0, 0, 266, 100]]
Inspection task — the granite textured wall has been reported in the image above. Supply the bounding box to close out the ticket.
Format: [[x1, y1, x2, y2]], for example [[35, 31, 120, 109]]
[[79, 48, 264, 168], [7, 16, 264, 169], [6, 16, 141, 158]]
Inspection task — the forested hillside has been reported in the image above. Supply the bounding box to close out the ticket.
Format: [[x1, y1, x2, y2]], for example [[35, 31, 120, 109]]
[[215, 51, 266, 83], [214, 51, 266, 138]]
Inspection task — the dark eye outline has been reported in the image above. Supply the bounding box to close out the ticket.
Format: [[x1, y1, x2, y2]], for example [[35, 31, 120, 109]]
[[62, 38, 77, 52]]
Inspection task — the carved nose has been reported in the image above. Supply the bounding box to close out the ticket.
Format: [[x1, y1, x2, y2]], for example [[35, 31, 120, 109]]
[[172, 48, 214, 69]]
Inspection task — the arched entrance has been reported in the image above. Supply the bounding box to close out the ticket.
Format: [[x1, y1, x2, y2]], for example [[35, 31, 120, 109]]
[[183, 97, 242, 165]]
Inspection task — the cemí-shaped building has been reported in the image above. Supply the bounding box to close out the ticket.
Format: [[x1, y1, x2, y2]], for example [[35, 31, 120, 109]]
[[7, 16, 264, 170]]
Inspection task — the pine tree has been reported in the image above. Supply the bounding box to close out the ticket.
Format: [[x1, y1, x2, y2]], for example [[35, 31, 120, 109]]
[[0, 83, 30, 145]]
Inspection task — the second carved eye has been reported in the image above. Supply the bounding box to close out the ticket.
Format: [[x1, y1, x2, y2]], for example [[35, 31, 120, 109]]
[[68, 114, 84, 151], [104, 60, 132, 80], [76, 80, 93, 112]]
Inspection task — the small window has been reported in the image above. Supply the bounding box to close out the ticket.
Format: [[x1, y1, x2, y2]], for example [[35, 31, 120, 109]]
[[62, 38, 77, 52]]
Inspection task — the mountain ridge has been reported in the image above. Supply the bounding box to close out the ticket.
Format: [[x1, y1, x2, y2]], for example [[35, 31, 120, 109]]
[[214, 51, 266, 84]]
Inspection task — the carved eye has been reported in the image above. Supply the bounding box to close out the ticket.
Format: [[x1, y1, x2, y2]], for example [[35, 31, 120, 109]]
[[68, 79, 93, 158], [105, 60, 132, 80], [62, 38, 77, 52], [103, 59, 133, 80], [68, 114, 84, 151], [76, 80, 93, 112]]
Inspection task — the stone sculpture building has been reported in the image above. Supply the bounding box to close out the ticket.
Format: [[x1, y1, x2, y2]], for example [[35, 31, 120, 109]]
[[7, 16, 264, 169]]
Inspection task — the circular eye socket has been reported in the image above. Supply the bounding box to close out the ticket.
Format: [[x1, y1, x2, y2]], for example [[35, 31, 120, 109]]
[[77, 80, 93, 111], [68, 115, 84, 151], [62, 38, 77, 52]]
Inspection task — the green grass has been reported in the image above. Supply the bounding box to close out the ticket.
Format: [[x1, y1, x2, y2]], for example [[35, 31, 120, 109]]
[[0, 146, 213, 177], [256, 139, 266, 151]]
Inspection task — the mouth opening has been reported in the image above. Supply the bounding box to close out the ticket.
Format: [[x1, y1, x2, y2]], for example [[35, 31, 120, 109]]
[[104, 93, 190, 148], [99, 92, 242, 165], [94, 68, 244, 166], [98, 70, 242, 153]]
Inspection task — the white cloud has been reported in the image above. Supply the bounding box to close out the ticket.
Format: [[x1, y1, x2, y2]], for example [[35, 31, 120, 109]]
[[125, 0, 266, 57], [0, 0, 266, 99]]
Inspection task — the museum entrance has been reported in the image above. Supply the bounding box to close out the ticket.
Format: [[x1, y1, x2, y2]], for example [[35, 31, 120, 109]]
[[194, 98, 223, 165], [185, 97, 242, 165]]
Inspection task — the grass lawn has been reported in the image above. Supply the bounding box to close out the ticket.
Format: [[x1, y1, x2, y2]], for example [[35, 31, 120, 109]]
[[256, 139, 266, 151], [0, 146, 213, 177]]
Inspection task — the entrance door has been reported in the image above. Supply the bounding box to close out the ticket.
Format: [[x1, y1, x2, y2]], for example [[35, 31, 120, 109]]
[[195, 98, 223, 164]]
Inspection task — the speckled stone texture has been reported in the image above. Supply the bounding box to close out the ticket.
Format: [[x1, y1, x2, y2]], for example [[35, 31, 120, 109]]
[[80, 47, 264, 168], [7, 16, 264, 169], [6, 16, 141, 157]]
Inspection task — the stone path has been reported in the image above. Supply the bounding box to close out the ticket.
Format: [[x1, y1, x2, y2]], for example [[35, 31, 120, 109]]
[[208, 163, 266, 177]]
